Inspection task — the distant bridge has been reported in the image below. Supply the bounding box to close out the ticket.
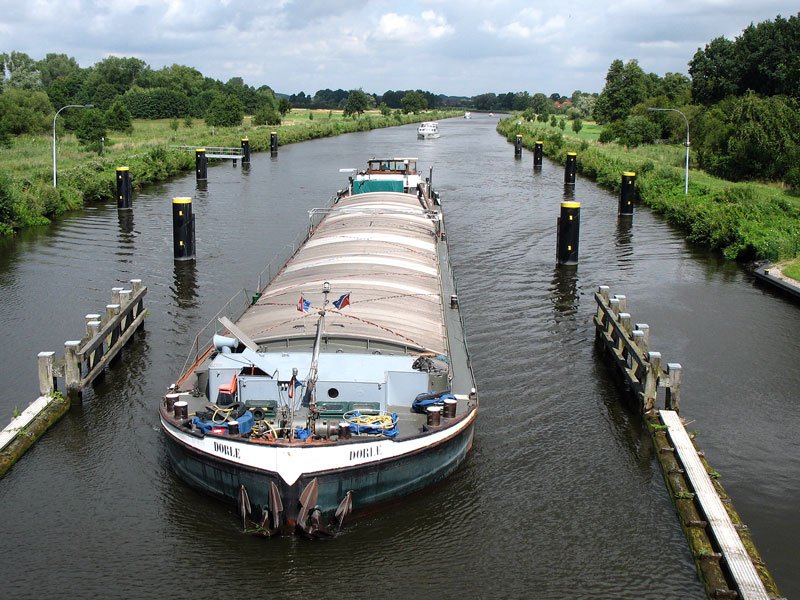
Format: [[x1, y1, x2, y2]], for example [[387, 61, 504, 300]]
[[173, 146, 243, 159]]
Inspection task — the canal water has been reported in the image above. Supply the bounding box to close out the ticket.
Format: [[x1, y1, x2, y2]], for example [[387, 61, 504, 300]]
[[0, 115, 797, 599]]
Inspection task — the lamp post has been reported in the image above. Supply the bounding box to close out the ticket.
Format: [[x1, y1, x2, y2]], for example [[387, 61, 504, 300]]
[[52, 104, 93, 188], [648, 107, 689, 195]]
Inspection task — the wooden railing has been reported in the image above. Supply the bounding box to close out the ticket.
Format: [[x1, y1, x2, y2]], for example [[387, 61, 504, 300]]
[[593, 285, 682, 415]]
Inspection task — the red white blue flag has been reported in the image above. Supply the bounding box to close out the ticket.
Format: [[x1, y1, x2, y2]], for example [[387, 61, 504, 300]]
[[333, 292, 351, 309], [297, 295, 311, 312]]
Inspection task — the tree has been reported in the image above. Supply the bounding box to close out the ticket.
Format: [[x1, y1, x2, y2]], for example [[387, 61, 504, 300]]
[[695, 92, 800, 181], [1, 51, 43, 89], [530, 93, 551, 115], [105, 97, 133, 133], [688, 37, 740, 104], [0, 88, 53, 135], [253, 104, 281, 126], [36, 53, 82, 88], [378, 102, 391, 116], [616, 115, 660, 147], [593, 59, 649, 124], [205, 93, 244, 127], [343, 89, 372, 116], [75, 108, 107, 153], [572, 119, 583, 134], [473, 93, 496, 111], [277, 98, 292, 116], [401, 90, 427, 114]]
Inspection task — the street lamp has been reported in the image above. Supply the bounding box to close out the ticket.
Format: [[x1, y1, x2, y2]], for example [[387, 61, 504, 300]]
[[648, 107, 690, 195], [52, 104, 93, 188]]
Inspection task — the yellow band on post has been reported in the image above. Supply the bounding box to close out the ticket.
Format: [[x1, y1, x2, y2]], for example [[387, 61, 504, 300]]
[[623, 171, 636, 176], [567, 152, 577, 156], [196, 148, 206, 152], [172, 197, 192, 204], [561, 201, 581, 208], [116, 166, 129, 171]]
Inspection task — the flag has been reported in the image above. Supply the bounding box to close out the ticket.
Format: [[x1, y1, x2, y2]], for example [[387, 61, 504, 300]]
[[333, 292, 351, 310], [297, 295, 311, 312]]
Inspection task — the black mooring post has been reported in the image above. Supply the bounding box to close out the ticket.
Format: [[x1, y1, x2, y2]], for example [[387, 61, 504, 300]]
[[533, 141, 543, 168], [195, 149, 207, 181], [270, 131, 278, 154], [514, 134, 523, 158], [619, 171, 636, 216], [564, 152, 577, 185], [556, 201, 581, 266], [172, 197, 195, 261], [116, 166, 132, 210], [241, 138, 250, 164]]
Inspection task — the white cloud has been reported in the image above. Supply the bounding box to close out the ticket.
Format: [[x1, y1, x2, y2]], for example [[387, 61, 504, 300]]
[[375, 10, 453, 41]]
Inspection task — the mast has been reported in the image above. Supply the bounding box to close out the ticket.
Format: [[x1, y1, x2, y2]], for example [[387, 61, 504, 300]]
[[304, 281, 330, 432]]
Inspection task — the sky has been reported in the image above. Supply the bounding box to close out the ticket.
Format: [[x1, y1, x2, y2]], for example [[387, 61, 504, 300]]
[[1, 0, 797, 97]]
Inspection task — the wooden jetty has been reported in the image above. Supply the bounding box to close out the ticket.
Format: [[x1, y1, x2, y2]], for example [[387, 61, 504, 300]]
[[0, 279, 146, 478], [594, 286, 781, 599]]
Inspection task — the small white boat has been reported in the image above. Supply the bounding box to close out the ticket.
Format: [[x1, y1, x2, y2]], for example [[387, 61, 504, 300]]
[[464, 112, 471, 119], [417, 121, 440, 139]]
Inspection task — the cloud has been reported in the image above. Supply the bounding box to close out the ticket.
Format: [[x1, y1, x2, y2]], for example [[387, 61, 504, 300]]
[[480, 8, 566, 42], [375, 10, 453, 41]]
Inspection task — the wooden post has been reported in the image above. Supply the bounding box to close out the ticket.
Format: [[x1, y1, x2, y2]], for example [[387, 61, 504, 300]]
[[609, 297, 620, 316], [598, 285, 610, 304], [85, 313, 101, 338], [615, 294, 627, 313], [37, 351, 56, 396], [106, 304, 121, 348], [130, 279, 144, 327], [643, 351, 661, 414], [635, 323, 650, 352], [64, 341, 82, 400], [667, 363, 682, 412], [619, 312, 632, 336], [111, 287, 124, 307]]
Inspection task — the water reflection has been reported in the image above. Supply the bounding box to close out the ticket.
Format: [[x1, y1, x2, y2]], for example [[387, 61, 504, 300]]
[[563, 184, 575, 199], [550, 265, 579, 319], [172, 260, 198, 309], [117, 210, 135, 238]]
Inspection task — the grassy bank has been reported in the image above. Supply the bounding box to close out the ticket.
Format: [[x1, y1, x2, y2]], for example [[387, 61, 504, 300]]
[[497, 117, 800, 262], [0, 109, 460, 236]]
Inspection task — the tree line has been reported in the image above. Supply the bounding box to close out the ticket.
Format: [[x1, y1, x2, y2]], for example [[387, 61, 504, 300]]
[[0, 52, 288, 151], [590, 12, 800, 188]]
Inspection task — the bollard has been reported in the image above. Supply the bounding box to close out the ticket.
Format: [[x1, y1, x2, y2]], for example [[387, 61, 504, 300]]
[[195, 149, 207, 181], [533, 141, 543, 168], [556, 201, 580, 265], [172, 197, 196, 261], [619, 171, 636, 216], [270, 131, 278, 154], [241, 138, 250, 164], [564, 152, 577, 185], [514, 134, 523, 158], [116, 166, 132, 210]]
